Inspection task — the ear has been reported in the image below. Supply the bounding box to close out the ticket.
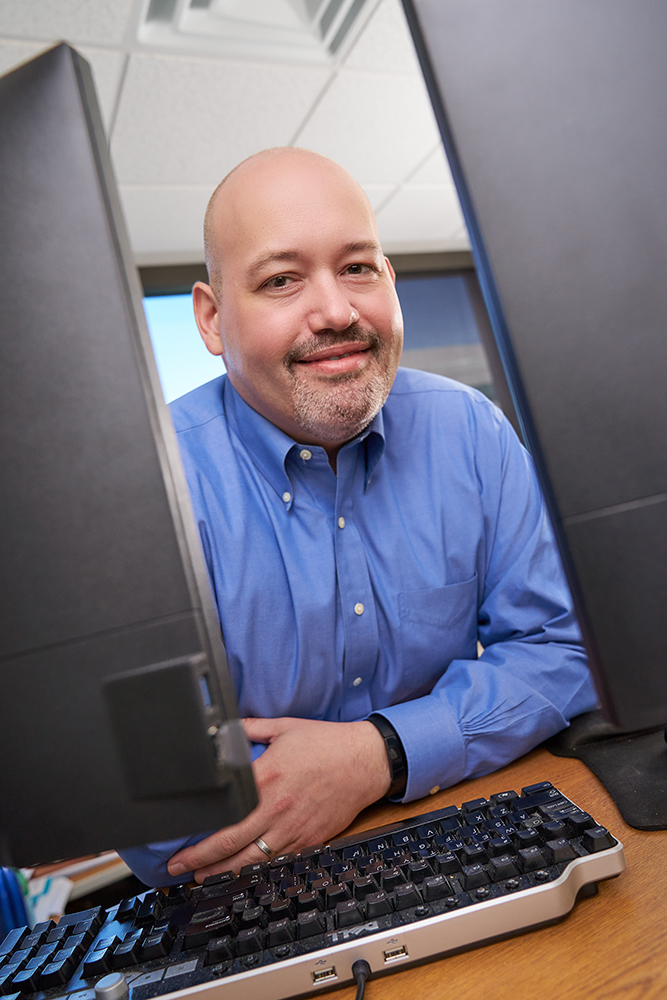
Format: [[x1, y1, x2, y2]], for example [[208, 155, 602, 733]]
[[384, 256, 397, 284], [192, 281, 225, 358]]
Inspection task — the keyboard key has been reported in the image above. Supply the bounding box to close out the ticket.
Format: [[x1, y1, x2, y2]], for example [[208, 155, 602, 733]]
[[236, 927, 265, 955], [407, 860, 433, 883], [11, 967, 42, 992], [546, 838, 578, 863], [422, 875, 454, 901], [296, 911, 326, 938], [366, 836, 391, 853], [0, 929, 28, 959], [135, 896, 164, 926], [582, 827, 616, 853], [395, 882, 422, 909], [296, 890, 322, 913], [205, 935, 236, 964], [113, 939, 143, 968], [183, 914, 238, 950], [240, 906, 268, 930], [336, 900, 364, 927], [461, 863, 491, 890], [518, 847, 548, 872], [268, 898, 295, 920], [434, 852, 461, 875], [514, 828, 542, 849], [266, 919, 295, 948], [567, 811, 596, 835], [462, 797, 489, 812], [490, 854, 520, 881], [366, 890, 394, 917], [166, 883, 192, 905], [38, 956, 75, 988], [323, 883, 350, 909], [353, 876, 378, 900]]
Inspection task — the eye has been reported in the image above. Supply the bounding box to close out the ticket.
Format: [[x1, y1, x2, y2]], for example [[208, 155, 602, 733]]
[[264, 274, 293, 289], [345, 263, 371, 275]]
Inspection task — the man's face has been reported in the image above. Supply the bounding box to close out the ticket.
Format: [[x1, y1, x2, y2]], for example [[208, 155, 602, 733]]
[[197, 152, 404, 451]]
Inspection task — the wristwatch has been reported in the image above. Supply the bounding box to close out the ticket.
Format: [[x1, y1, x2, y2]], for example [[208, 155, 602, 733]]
[[367, 714, 408, 799]]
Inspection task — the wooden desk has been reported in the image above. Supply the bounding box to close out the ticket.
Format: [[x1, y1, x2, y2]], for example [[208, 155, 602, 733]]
[[319, 746, 666, 1000]]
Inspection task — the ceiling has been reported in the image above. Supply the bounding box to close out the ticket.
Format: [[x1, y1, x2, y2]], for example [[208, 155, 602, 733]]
[[0, 0, 469, 266]]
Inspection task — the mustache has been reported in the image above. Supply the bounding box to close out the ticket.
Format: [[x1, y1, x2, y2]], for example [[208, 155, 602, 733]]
[[283, 325, 382, 366]]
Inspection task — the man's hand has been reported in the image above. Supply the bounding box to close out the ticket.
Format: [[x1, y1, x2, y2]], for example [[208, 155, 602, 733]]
[[166, 716, 391, 882]]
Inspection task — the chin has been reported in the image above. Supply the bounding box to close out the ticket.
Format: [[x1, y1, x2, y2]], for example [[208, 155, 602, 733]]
[[291, 366, 394, 444]]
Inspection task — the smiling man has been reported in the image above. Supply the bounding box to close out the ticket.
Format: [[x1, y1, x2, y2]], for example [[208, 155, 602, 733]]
[[194, 147, 403, 461], [118, 148, 597, 887]]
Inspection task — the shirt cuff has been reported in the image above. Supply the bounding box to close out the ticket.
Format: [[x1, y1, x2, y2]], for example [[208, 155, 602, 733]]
[[372, 695, 466, 802], [116, 831, 210, 887]]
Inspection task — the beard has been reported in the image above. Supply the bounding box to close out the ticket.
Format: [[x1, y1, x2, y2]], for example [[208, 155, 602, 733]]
[[283, 325, 398, 445]]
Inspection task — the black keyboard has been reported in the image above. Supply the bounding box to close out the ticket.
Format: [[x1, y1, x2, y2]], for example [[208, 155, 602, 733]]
[[0, 781, 625, 1000]]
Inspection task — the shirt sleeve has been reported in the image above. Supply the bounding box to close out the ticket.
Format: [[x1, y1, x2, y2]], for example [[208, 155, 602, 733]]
[[374, 411, 598, 802]]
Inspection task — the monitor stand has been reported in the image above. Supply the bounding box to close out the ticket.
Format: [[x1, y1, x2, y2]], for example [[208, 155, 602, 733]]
[[546, 711, 667, 830]]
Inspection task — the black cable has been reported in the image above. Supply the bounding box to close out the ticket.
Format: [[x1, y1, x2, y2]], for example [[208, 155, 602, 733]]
[[352, 959, 372, 1000]]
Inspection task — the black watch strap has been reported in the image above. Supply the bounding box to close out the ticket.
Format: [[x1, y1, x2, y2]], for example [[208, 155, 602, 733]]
[[367, 714, 408, 799]]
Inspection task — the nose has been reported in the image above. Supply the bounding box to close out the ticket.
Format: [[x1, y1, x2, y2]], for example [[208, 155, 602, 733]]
[[306, 274, 359, 333]]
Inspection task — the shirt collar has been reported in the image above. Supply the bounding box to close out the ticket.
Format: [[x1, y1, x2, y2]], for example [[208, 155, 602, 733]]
[[223, 376, 386, 499]]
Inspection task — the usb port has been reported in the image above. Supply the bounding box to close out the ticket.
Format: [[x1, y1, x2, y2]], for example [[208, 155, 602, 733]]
[[312, 967, 337, 985], [383, 946, 408, 963]]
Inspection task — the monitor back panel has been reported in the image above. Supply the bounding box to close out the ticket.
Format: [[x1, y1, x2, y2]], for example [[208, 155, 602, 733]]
[[403, 0, 667, 728], [0, 45, 256, 864]]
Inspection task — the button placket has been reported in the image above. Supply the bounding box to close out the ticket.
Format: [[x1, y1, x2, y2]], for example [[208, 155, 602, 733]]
[[333, 451, 378, 718]]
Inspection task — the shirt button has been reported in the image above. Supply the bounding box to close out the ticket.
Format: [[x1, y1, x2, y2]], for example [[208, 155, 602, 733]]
[[282, 491, 291, 503], [429, 785, 440, 795], [338, 517, 345, 529], [354, 603, 364, 616], [352, 677, 363, 687], [300, 449, 312, 461]]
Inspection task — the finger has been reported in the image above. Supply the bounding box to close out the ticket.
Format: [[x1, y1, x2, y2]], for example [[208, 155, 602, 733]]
[[192, 840, 278, 882], [167, 810, 266, 876], [242, 716, 290, 743]]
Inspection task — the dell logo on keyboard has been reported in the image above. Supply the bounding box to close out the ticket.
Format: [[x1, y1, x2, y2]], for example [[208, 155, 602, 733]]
[[327, 921, 380, 943]]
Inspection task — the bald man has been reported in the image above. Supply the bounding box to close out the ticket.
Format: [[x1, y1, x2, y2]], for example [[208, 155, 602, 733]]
[[118, 148, 596, 887]]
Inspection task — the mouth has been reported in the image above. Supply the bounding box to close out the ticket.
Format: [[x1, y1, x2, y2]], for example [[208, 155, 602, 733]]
[[293, 343, 372, 377], [296, 343, 371, 365]]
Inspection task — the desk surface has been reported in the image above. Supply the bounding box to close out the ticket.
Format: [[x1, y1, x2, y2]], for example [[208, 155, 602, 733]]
[[319, 746, 664, 1000]]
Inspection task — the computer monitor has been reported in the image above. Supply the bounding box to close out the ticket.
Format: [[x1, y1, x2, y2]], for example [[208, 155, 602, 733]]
[[402, 0, 667, 823], [0, 43, 257, 867]]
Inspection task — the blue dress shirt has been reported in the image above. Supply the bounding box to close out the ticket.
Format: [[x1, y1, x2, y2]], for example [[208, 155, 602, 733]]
[[118, 367, 597, 885]]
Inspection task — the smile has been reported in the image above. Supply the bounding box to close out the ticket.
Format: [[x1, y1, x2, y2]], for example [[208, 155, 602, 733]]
[[297, 345, 370, 364]]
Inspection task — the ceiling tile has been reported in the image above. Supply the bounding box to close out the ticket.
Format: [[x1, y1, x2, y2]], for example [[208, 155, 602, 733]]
[[376, 186, 469, 252], [344, 0, 422, 76], [119, 186, 212, 263], [0, 0, 135, 46], [111, 53, 330, 185], [296, 67, 441, 186], [409, 143, 455, 187], [361, 183, 397, 211]]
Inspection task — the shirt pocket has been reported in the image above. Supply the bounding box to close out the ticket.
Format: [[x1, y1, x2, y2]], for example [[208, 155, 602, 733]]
[[396, 575, 479, 691], [399, 574, 479, 631]]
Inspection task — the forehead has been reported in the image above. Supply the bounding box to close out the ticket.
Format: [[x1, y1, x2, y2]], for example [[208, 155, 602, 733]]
[[213, 155, 379, 277]]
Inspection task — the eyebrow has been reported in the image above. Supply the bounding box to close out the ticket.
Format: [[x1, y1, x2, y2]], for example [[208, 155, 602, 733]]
[[246, 240, 383, 283]]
